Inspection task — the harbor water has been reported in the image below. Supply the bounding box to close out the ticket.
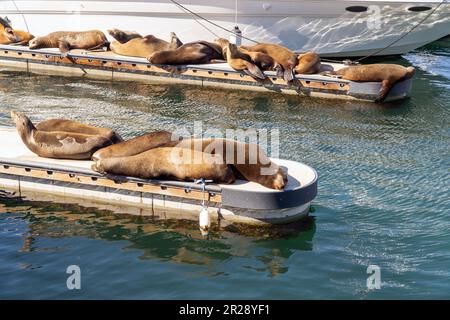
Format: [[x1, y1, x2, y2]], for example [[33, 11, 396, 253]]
[[0, 39, 449, 299]]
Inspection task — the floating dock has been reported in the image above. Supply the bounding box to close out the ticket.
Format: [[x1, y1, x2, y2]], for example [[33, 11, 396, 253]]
[[0, 44, 412, 102], [0, 127, 318, 226]]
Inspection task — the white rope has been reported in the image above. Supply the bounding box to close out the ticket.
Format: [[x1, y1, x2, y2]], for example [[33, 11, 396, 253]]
[[12, 0, 30, 33], [235, 0, 238, 26]]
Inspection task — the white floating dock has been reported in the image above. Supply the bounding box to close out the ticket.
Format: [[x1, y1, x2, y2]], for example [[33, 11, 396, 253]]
[[0, 127, 318, 226], [0, 44, 412, 102]]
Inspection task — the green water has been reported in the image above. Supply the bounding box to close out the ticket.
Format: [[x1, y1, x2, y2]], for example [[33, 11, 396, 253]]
[[0, 39, 449, 299]]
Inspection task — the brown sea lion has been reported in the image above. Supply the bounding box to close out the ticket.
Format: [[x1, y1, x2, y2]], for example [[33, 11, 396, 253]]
[[107, 28, 142, 44], [239, 43, 298, 82], [295, 52, 321, 74], [325, 64, 416, 102], [36, 118, 123, 144], [92, 131, 181, 161], [91, 147, 236, 184], [147, 41, 223, 65], [239, 47, 281, 73], [109, 30, 183, 58], [0, 27, 33, 45], [170, 138, 287, 190], [214, 38, 265, 80], [28, 30, 108, 54], [10, 111, 113, 160], [0, 17, 34, 45]]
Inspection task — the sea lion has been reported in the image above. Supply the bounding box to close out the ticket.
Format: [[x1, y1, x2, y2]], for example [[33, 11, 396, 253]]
[[0, 17, 34, 45], [239, 43, 298, 82], [91, 147, 236, 184], [0, 27, 33, 45], [239, 47, 281, 73], [10, 111, 113, 160], [36, 118, 123, 144], [169, 138, 287, 190], [214, 38, 265, 80], [295, 52, 321, 74], [28, 30, 108, 54], [325, 64, 416, 102], [109, 30, 183, 58], [147, 41, 223, 65], [107, 28, 142, 44], [92, 131, 181, 161]]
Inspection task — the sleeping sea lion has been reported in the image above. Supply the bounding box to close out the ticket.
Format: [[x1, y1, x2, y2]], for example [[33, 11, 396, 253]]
[[169, 138, 287, 190], [28, 30, 108, 54], [295, 52, 321, 74], [239, 43, 298, 82], [109, 30, 183, 58], [147, 41, 223, 65], [92, 131, 181, 161], [239, 47, 281, 73], [325, 64, 416, 102], [0, 27, 34, 45], [214, 38, 265, 80], [10, 111, 113, 160], [36, 118, 123, 144], [91, 147, 236, 184], [0, 17, 34, 45]]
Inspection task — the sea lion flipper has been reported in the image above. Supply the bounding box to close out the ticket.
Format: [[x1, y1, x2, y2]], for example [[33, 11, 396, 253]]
[[243, 62, 266, 80], [375, 80, 392, 102], [283, 68, 295, 82], [58, 40, 71, 54], [169, 32, 183, 48]]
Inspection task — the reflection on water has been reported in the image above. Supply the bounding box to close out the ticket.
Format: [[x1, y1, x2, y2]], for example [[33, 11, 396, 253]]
[[0, 196, 315, 277], [0, 40, 449, 299]]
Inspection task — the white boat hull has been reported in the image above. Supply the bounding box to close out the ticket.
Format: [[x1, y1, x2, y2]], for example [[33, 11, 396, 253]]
[[1, 1, 449, 56]]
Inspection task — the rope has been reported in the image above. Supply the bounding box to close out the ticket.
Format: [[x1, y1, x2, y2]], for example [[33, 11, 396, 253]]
[[169, 0, 259, 43], [235, 0, 238, 26], [355, 0, 447, 62], [12, 0, 30, 33]]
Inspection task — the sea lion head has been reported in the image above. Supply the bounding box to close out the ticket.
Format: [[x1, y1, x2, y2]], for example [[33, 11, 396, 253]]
[[213, 38, 230, 56], [28, 37, 42, 49], [259, 166, 288, 190], [10, 111, 35, 137], [213, 38, 229, 48], [405, 66, 416, 79], [107, 28, 142, 43], [2, 28, 20, 43]]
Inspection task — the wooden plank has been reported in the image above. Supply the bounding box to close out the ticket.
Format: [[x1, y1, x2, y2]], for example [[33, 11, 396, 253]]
[[0, 46, 350, 94], [0, 165, 222, 203]]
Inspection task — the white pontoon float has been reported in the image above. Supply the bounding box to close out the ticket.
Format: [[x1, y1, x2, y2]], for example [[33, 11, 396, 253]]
[[0, 44, 412, 102], [0, 127, 318, 226]]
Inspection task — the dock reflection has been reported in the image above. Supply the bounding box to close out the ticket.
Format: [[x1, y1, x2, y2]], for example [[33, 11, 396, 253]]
[[0, 195, 316, 277]]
